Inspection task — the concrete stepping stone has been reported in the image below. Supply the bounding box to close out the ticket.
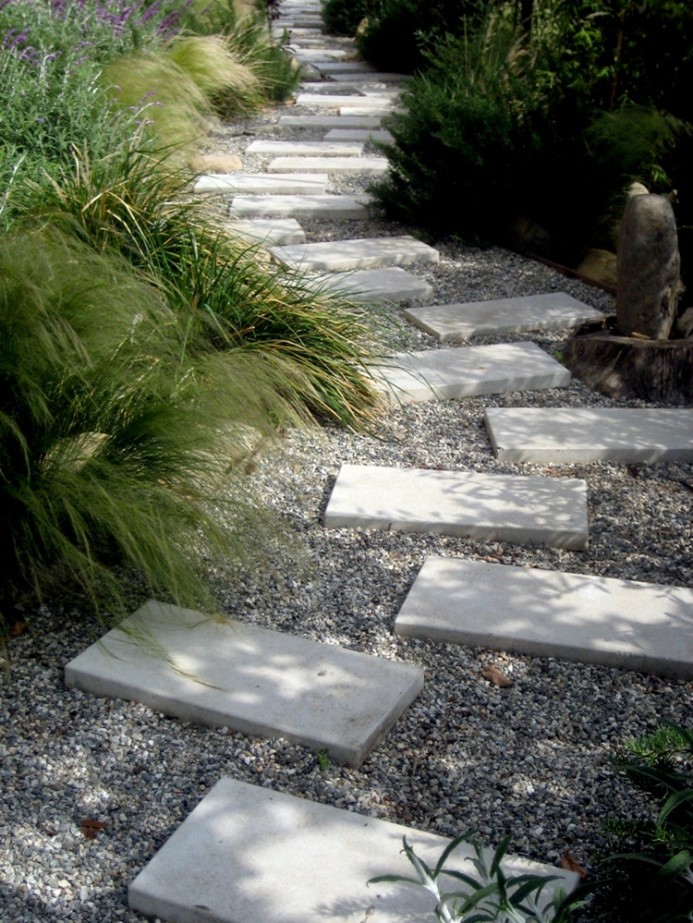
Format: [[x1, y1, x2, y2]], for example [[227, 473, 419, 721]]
[[194, 172, 328, 195], [270, 235, 439, 271], [374, 342, 571, 406], [246, 139, 364, 156], [268, 155, 389, 174], [341, 106, 401, 117], [223, 218, 306, 245], [306, 267, 433, 303], [485, 407, 693, 463], [296, 93, 396, 108], [278, 114, 384, 130], [65, 600, 423, 768], [395, 557, 693, 678], [325, 128, 394, 143], [230, 194, 370, 219], [331, 72, 407, 83], [300, 81, 375, 94], [129, 777, 578, 923], [404, 292, 605, 341], [324, 464, 588, 550], [315, 60, 377, 73], [292, 49, 351, 62]]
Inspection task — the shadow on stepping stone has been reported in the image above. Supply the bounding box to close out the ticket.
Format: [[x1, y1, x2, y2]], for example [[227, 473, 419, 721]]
[[65, 600, 424, 767]]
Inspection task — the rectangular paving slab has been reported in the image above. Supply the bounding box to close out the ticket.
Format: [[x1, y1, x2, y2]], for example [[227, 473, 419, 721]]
[[194, 172, 328, 194], [278, 114, 384, 130], [324, 464, 588, 549], [129, 778, 578, 923], [309, 267, 434, 303], [268, 155, 389, 173], [324, 128, 394, 143], [395, 557, 693, 678], [331, 72, 407, 83], [223, 218, 306, 245], [340, 105, 402, 117], [314, 60, 377, 73], [229, 194, 370, 219], [65, 600, 423, 768], [373, 342, 571, 405], [296, 93, 396, 108], [270, 235, 439, 271], [404, 292, 605, 341], [246, 139, 364, 156], [485, 407, 693, 463]]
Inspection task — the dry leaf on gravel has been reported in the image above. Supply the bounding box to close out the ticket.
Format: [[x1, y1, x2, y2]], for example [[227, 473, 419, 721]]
[[80, 819, 108, 839], [561, 851, 588, 879], [481, 664, 513, 687]]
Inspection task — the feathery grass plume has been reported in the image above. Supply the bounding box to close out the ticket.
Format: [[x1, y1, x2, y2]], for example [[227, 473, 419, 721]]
[[22, 141, 383, 429], [181, 0, 300, 103], [100, 51, 210, 151], [0, 225, 313, 635], [165, 33, 263, 117]]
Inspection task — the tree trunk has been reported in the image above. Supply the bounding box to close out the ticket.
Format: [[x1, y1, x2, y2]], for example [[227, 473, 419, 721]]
[[565, 332, 693, 404]]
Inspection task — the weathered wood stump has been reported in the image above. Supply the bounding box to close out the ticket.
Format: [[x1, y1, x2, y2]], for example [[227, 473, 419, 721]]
[[565, 331, 693, 404]]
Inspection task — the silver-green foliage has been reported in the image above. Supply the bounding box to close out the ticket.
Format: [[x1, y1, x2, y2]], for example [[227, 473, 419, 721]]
[[369, 835, 587, 923]]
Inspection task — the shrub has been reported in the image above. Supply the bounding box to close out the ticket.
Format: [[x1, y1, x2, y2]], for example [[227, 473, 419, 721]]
[[355, 0, 484, 74], [321, 0, 372, 37]]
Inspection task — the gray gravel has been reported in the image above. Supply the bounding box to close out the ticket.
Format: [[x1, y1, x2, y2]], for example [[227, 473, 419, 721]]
[[2, 38, 692, 923]]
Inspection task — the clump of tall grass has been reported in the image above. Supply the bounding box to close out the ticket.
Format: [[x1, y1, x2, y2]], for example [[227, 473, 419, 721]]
[[20, 141, 383, 429], [0, 226, 315, 635]]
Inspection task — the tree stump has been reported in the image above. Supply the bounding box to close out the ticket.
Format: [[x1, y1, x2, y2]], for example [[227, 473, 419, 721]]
[[565, 332, 693, 404]]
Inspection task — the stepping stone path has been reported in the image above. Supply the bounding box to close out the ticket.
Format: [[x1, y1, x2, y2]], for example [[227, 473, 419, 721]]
[[65, 600, 423, 768], [395, 557, 693, 678], [373, 341, 571, 405], [194, 172, 328, 194], [485, 407, 693, 463], [404, 292, 605, 341], [224, 217, 306, 245], [269, 235, 439, 271], [67, 3, 692, 917], [229, 193, 371, 219], [323, 464, 588, 550], [129, 778, 579, 923]]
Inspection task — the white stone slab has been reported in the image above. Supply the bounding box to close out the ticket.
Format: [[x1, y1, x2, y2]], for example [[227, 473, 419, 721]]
[[223, 218, 306, 245], [129, 778, 578, 923], [324, 128, 394, 143], [269, 155, 389, 174], [315, 61, 377, 73], [229, 194, 370, 219], [331, 72, 406, 83], [485, 407, 693, 463], [324, 464, 588, 550], [270, 235, 439, 271], [296, 93, 395, 108], [396, 557, 693, 677], [292, 49, 351, 62], [246, 139, 364, 156], [374, 342, 571, 405], [279, 114, 384, 130], [194, 173, 328, 195], [340, 106, 401, 117], [300, 81, 372, 94], [404, 292, 605, 341], [65, 600, 423, 768], [312, 267, 434, 303]]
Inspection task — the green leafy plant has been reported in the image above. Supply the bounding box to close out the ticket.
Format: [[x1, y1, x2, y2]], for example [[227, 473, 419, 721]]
[[590, 723, 693, 923], [321, 0, 372, 37], [369, 835, 587, 922]]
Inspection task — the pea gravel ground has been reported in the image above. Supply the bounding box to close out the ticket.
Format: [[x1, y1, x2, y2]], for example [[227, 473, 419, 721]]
[[2, 93, 692, 923]]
